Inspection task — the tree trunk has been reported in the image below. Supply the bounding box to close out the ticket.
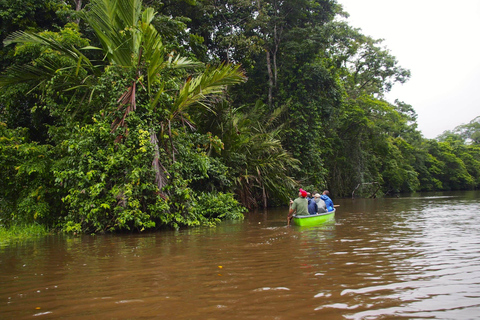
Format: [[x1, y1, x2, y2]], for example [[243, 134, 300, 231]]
[[75, 0, 82, 11], [168, 120, 176, 162], [150, 131, 168, 196], [273, 24, 278, 87], [262, 185, 267, 208], [73, 0, 83, 24], [266, 50, 274, 109]]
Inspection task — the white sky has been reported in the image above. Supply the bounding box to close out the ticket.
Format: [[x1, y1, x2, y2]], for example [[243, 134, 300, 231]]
[[339, 0, 480, 139]]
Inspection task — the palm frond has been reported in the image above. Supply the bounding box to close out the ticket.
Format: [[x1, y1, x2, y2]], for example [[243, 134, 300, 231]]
[[85, 0, 143, 66], [168, 54, 203, 70], [5, 31, 84, 64], [0, 32, 98, 88], [172, 63, 246, 118], [110, 82, 137, 137], [139, 17, 167, 96], [215, 101, 300, 207]]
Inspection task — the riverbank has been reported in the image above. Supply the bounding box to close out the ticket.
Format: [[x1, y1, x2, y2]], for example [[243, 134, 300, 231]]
[[0, 224, 49, 246]]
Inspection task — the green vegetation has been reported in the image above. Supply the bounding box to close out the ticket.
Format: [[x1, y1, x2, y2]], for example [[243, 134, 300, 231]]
[[0, 224, 49, 246], [1, 0, 479, 234]]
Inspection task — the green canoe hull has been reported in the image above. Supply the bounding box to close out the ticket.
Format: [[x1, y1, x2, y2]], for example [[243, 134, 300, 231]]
[[292, 209, 335, 226]]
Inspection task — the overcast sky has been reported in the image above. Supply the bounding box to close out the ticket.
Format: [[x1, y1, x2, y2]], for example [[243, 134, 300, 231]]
[[338, 0, 480, 139]]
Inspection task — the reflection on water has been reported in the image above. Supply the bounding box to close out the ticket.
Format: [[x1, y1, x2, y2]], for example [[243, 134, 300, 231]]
[[1, 191, 480, 319]]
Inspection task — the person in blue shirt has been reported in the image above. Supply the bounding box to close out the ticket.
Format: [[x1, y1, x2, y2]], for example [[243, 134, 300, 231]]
[[320, 190, 334, 212], [307, 193, 318, 215]]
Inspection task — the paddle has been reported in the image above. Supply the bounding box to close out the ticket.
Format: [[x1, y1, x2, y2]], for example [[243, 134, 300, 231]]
[[287, 198, 294, 225]]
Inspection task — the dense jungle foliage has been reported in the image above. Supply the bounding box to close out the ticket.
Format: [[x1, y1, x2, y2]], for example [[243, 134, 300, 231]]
[[1, 0, 479, 233]]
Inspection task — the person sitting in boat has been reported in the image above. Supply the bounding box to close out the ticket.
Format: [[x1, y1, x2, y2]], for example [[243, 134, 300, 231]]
[[313, 193, 327, 213], [288, 188, 309, 225], [320, 190, 334, 212], [308, 192, 318, 215]]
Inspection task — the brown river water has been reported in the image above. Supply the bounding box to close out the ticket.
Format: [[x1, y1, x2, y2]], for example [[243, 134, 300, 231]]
[[1, 191, 480, 319]]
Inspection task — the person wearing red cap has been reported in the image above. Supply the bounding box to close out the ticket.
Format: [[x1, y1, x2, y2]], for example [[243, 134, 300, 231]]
[[287, 188, 309, 225]]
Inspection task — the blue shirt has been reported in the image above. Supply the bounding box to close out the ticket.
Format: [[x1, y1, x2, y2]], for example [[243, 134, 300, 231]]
[[320, 195, 334, 212], [308, 198, 318, 215]]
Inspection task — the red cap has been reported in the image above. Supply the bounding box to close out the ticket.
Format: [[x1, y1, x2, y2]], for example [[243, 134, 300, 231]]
[[299, 188, 307, 197]]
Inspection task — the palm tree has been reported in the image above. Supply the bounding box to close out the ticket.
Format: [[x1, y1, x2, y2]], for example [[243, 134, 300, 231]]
[[199, 100, 300, 208], [1, 0, 246, 194]]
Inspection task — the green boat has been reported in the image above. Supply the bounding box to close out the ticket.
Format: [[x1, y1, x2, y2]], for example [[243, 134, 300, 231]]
[[292, 209, 335, 226]]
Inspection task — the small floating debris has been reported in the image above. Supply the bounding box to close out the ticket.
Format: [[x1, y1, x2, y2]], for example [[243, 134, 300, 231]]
[[33, 311, 53, 317], [253, 287, 290, 292], [115, 299, 144, 304]]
